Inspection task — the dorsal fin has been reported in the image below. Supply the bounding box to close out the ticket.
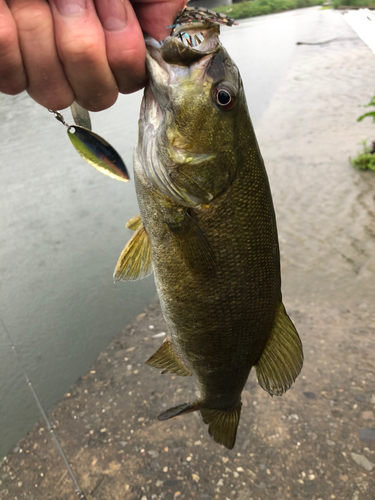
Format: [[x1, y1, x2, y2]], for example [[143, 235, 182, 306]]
[[255, 302, 303, 396], [146, 339, 192, 377], [113, 222, 152, 282]]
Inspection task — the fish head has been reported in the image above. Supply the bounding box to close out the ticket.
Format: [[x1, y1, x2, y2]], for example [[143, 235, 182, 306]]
[[137, 24, 249, 207]]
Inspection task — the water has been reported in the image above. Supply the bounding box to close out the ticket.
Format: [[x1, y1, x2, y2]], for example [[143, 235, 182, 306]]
[[0, 91, 157, 457], [1, 7, 374, 459]]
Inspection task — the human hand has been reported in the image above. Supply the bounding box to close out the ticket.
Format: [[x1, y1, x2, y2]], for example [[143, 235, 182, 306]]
[[0, 0, 185, 111]]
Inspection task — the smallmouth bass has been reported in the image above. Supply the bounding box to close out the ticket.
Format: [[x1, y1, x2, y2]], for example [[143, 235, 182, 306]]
[[114, 10, 303, 449]]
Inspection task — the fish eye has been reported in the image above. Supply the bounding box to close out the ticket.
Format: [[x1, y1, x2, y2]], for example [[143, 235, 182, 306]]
[[213, 85, 236, 111]]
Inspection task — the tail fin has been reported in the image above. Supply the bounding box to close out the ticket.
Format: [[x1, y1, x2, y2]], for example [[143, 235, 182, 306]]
[[200, 403, 242, 450], [157, 400, 242, 450]]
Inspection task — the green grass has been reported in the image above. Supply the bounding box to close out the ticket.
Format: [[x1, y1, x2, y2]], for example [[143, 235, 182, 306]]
[[332, 0, 375, 8], [350, 141, 375, 171], [350, 96, 375, 172], [216, 0, 325, 20]]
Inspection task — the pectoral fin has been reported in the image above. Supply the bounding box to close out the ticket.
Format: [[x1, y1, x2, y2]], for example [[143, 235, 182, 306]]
[[113, 223, 152, 282], [200, 403, 242, 450], [146, 339, 192, 377], [168, 212, 216, 275], [126, 214, 142, 231], [255, 303, 303, 396]]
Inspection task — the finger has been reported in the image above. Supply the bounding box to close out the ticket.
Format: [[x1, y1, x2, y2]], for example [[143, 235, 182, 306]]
[[132, 0, 187, 41], [49, 0, 119, 111], [95, 0, 147, 94], [7, 0, 74, 110], [0, 1, 27, 95]]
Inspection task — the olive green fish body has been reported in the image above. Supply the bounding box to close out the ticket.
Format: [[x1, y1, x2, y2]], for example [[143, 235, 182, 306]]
[[116, 25, 303, 449], [135, 116, 279, 409]]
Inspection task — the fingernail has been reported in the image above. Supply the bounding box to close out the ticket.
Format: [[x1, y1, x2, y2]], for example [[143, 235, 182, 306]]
[[96, 0, 127, 32], [53, 0, 87, 16]]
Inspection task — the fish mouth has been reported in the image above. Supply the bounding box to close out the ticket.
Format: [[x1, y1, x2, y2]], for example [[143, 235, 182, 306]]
[[145, 25, 221, 98], [144, 37, 170, 103], [141, 26, 224, 156]]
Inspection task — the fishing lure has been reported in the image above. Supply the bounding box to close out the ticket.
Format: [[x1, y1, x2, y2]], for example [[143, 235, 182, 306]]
[[168, 6, 237, 33], [49, 103, 129, 183], [168, 6, 237, 47]]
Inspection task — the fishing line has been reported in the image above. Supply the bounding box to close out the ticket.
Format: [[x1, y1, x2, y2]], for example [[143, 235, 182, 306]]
[[0, 316, 87, 500]]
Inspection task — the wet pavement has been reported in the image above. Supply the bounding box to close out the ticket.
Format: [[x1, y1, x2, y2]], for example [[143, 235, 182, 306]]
[[1, 7, 375, 500]]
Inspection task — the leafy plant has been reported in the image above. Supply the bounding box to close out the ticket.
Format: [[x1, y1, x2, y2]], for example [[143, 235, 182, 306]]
[[357, 95, 375, 124], [350, 140, 375, 171], [350, 96, 375, 172]]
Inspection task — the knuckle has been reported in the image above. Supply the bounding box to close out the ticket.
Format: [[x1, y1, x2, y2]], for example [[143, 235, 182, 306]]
[[60, 35, 103, 66], [12, 3, 50, 35]]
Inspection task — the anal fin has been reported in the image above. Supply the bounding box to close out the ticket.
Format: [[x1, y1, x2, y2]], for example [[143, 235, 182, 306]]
[[200, 403, 242, 450], [255, 302, 303, 397], [113, 221, 152, 282], [146, 339, 192, 377]]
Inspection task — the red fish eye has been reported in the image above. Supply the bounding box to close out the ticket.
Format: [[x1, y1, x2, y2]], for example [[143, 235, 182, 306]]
[[214, 87, 236, 111]]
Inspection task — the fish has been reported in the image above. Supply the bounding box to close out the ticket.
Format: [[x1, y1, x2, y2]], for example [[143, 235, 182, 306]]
[[114, 10, 303, 449]]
